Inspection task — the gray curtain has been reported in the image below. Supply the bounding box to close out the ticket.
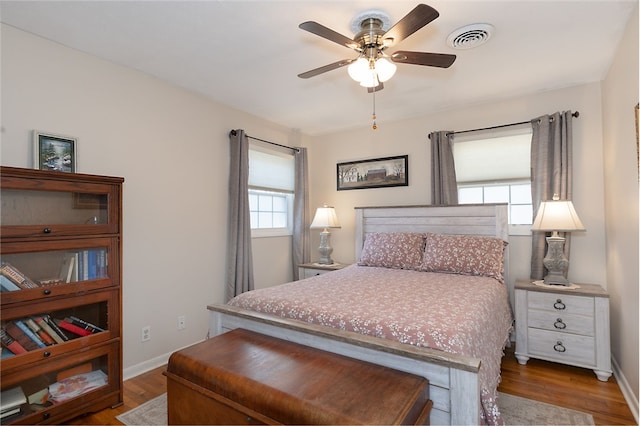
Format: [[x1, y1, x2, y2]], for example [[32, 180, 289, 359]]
[[530, 111, 574, 280], [226, 129, 254, 301], [430, 131, 458, 204], [292, 147, 311, 280]]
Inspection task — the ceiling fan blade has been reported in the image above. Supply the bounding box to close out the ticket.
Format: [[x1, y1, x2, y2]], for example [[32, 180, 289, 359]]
[[391, 51, 456, 68], [382, 4, 439, 47], [298, 59, 355, 79], [299, 21, 360, 51], [367, 82, 384, 93]]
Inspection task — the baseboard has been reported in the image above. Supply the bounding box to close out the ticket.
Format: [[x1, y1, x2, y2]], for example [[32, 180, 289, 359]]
[[612, 355, 639, 424], [122, 339, 205, 381]]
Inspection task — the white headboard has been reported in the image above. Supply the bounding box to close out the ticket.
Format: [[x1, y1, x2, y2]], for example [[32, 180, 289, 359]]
[[354, 204, 510, 284]]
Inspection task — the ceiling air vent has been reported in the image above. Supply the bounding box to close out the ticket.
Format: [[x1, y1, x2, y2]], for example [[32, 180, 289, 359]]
[[447, 23, 494, 49]]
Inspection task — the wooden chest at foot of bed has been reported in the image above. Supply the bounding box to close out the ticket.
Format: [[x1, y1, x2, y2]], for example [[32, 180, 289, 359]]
[[164, 328, 433, 425]]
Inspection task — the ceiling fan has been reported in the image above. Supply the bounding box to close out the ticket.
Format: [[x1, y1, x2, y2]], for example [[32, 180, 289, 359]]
[[297, 4, 456, 92]]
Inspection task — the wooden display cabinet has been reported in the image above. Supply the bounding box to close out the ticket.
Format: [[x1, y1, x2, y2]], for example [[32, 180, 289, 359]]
[[0, 166, 124, 424]]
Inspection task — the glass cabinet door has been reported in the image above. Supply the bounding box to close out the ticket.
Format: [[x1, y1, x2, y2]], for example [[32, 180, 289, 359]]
[[1, 289, 119, 365], [1, 174, 121, 238], [1, 238, 119, 303], [1, 341, 120, 424]]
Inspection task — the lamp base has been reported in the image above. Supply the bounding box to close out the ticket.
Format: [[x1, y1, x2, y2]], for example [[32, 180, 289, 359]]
[[542, 234, 570, 286], [317, 229, 334, 265]]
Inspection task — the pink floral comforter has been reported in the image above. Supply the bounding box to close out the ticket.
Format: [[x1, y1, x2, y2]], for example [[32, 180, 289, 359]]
[[228, 265, 513, 425]]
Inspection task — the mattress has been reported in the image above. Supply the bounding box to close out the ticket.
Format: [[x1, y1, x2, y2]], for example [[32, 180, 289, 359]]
[[229, 265, 514, 424]]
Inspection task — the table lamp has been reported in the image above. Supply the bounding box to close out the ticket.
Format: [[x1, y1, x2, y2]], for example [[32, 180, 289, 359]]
[[531, 194, 585, 285], [310, 205, 341, 264]]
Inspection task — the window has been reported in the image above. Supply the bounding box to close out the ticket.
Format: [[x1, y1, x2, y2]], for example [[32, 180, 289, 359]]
[[248, 142, 294, 237], [453, 126, 533, 235]]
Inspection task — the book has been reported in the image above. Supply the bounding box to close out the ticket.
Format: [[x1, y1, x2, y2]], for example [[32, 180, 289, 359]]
[[14, 320, 46, 348], [42, 315, 69, 341], [3, 322, 39, 351], [0, 406, 21, 419], [0, 275, 21, 292], [0, 386, 26, 414], [27, 388, 49, 406], [0, 263, 39, 289], [67, 316, 105, 333], [48, 370, 108, 403], [33, 316, 65, 344], [59, 253, 77, 283], [0, 329, 27, 355], [24, 318, 55, 346], [54, 318, 92, 337]]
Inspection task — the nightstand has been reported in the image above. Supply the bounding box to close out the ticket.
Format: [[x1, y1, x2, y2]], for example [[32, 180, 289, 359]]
[[298, 262, 347, 279], [514, 279, 612, 381]]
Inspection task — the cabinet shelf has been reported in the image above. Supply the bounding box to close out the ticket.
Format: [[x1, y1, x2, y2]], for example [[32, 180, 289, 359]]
[[1, 166, 123, 424]]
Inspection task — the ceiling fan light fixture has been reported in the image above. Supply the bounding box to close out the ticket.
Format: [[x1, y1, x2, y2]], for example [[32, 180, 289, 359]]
[[375, 57, 397, 82], [347, 57, 369, 82], [359, 69, 379, 88]]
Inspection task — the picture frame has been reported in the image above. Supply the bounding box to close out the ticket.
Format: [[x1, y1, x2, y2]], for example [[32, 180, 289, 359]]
[[337, 155, 408, 191], [33, 131, 77, 173]]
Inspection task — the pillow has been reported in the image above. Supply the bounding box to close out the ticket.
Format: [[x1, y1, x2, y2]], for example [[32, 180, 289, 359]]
[[358, 232, 426, 270], [421, 233, 507, 282]]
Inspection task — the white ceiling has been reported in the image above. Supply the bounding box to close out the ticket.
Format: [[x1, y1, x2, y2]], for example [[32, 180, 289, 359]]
[[1, 1, 636, 136]]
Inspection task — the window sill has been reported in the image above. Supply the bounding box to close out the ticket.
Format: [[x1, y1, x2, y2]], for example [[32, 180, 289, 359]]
[[251, 228, 292, 238]]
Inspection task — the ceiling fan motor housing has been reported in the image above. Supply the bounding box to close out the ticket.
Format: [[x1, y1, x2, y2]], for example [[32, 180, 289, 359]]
[[354, 18, 388, 54]]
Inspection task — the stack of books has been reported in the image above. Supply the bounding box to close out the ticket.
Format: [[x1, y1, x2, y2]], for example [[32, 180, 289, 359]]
[[0, 386, 26, 420], [1, 315, 106, 357]]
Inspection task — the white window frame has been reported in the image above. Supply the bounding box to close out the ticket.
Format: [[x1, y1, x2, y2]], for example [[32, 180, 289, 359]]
[[249, 188, 294, 238], [457, 180, 533, 236]]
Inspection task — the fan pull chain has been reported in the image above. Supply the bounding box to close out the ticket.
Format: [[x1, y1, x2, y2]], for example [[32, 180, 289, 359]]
[[371, 90, 377, 130]]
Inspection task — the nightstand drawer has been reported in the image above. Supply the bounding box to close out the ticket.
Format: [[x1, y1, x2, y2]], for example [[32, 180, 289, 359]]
[[527, 310, 594, 336], [302, 268, 327, 278], [528, 328, 595, 366], [528, 291, 594, 316]]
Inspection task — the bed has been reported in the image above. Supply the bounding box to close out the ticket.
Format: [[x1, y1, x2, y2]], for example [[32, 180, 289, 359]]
[[208, 204, 513, 425]]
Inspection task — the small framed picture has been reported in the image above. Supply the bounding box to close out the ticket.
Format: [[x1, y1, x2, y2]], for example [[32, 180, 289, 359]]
[[33, 131, 77, 173]]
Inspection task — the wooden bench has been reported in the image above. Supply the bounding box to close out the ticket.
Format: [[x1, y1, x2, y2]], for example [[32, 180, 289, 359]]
[[164, 328, 433, 425]]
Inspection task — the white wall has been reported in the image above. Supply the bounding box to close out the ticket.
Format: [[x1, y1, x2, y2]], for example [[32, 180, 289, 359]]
[[1, 24, 298, 373], [601, 3, 639, 414], [309, 83, 608, 291]]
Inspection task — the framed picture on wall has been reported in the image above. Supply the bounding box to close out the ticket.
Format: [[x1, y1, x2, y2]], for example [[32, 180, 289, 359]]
[[337, 155, 408, 191], [33, 131, 77, 173]]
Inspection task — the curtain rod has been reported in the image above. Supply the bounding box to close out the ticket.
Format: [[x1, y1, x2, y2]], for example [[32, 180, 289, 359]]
[[428, 111, 580, 139], [229, 129, 300, 152]]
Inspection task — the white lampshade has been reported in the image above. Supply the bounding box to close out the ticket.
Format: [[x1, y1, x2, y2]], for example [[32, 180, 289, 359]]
[[375, 57, 397, 82], [310, 206, 341, 229], [359, 69, 379, 88], [531, 196, 585, 232], [347, 58, 369, 82]]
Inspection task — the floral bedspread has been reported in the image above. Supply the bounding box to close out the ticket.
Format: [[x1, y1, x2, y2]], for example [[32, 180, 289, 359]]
[[228, 265, 513, 425]]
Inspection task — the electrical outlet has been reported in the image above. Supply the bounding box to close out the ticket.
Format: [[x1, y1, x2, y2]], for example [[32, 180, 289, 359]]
[[177, 315, 186, 330], [141, 325, 151, 342]]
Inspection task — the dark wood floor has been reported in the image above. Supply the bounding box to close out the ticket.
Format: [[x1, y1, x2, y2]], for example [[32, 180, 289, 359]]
[[69, 344, 636, 425]]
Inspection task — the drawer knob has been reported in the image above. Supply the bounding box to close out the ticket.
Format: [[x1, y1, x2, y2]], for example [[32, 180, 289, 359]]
[[43, 227, 52, 234], [554, 318, 566, 329], [43, 351, 51, 358], [554, 341, 566, 353], [553, 299, 566, 310], [43, 288, 52, 295]]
